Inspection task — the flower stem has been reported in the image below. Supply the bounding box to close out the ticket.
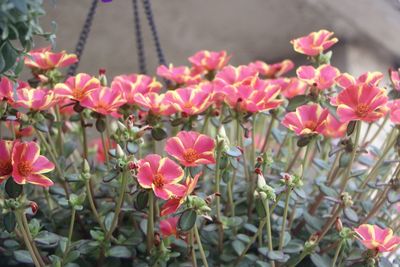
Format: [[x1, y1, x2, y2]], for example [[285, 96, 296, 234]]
[[20, 211, 46, 267], [105, 170, 128, 242], [62, 208, 76, 264], [193, 224, 209, 267], [85, 179, 106, 230], [331, 240, 343, 267], [147, 191, 155, 254], [278, 188, 291, 250], [261, 115, 275, 153], [100, 131, 110, 168], [15, 212, 43, 267], [339, 121, 361, 192], [263, 198, 275, 267], [214, 142, 224, 252], [189, 230, 198, 267]]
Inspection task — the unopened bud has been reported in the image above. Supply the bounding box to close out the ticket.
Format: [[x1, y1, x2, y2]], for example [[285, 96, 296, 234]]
[[30, 201, 39, 215], [335, 217, 343, 232], [117, 121, 127, 131], [257, 174, 267, 189], [154, 232, 161, 247], [83, 159, 91, 174], [128, 161, 139, 171], [98, 68, 107, 86], [255, 168, 262, 175], [115, 144, 125, 158]]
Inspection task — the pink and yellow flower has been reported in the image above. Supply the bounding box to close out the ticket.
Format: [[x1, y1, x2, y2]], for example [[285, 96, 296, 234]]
[[0, 76, 15, 104], [270, 78, 307, 99], [25, 46, 78, 70], [160, 217, 179, 237], [6, 121, 34, 138], [16, 87, 57, 111], [165, 131, 215, 167], [161, 173, 200, 216], [54, 73, 100, 102], [223, 79, 283, 113], [111, 74, 162, 104], [387, 100, 400, 124], [11, 141, 55, 187], [336, 72, 383, 89], [137, 154, 185, 200], [166, 86, 212, 116], [89, 138, 116, 163], [133, 92, 175, 116], [332, 83, 388, 123], [249, 59, 294, 78], [188, 50, 231, 72], [0, 140, 14, 182], [297, 64, 340, 90], [291, 29, 338, 56], [157, 64, 201, 85], [80, 86, 126, 118], [282, 104, 329, 136], [323, 113, 347, 139], [390, 68, 400, 91], [354, 224, 400, 252], [213, 65, 258, 95]]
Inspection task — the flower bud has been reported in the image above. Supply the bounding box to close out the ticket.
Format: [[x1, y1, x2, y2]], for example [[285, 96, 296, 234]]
[[115, 144, 125, 159], [117, 121, 127, 132], [335, 217, 343, 232], [83, 159, 91, 174], [98, 68, 107, 86], [257, 174, 267, 189], [30, 201, 39, 215]]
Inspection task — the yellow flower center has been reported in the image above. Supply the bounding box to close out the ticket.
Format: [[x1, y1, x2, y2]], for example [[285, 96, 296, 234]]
[[72, 88, 85, 100], [303, 121, 317, 131], [153, 173, 165, 188], [18, 161, 32, 177], [0, 160, 12, 176], [356, 104, 369, 117], [183, 102, 193, 109], [183, 148, 200, 163]]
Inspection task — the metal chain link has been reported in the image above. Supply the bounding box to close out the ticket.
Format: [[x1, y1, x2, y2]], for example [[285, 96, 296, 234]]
[[133, 0, 147, 74], [141, 0, 167, 67], [67, 0, 99, 77]]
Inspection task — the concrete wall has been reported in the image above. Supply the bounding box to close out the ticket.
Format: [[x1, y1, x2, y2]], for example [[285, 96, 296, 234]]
[[35, 0, 400, 80]]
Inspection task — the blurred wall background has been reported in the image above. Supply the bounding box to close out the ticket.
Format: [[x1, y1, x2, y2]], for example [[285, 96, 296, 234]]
[[35, 0, 400, 80]]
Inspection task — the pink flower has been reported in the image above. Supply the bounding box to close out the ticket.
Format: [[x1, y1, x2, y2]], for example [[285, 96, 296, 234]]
[[80, 86, 126, 118], [390, 68, 400, 91], [89, 138, 116, 163], [137, 154, 185, 200], [111, 74, 162, 104], [134, 92, 175, 116], [270, 78, 307, 99], [291, 29, 338, 56], [0, 76, 15, 104], [161, 173, 200, 216], [166, 86, 212, 116], [165, 131, 215, 167], [223, 79, 283, 113], [11, 141, 55, 187], [336, 72, 383, 89], [213, 65, 258, 96], [387, 100, 400, 124], [323, 113, 347, 139], [297, 64, 340, 90], [0, 140, 14, 182], [282, 104, 329, 136], [25, 46, 78, 70], [54, 73, 100, 102], [354, 224, 400, 252], [157, 64, 201, 85], [16, 87, 57, 111], [332, 83, 388, 123], [249, 59, 294, 78], [6, 121, 34, 138], [160, 217, 179, 237], [188, 50, 231, 72]]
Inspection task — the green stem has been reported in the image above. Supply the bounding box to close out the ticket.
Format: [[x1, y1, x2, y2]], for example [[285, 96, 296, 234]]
[[105, 170, 128, 242], [189, 230, 198, 267], [214, 143, 223, 252], [339, 121, 361, 193], [85, 179, 106, 231], [100, 131, 110, 168], [201, 113, 210, 134], [147, 191, 155, 253], [261, 115, 275, 153], [263, 198, 275, 267], [15, 212, 43, 267], [55, 105, 64, 155], [20, 211, 46, 267], [331, 240, 343, 267], [62, 208, 76, 264], [278, 188, 291, 250], [193, 224, 209, 267]]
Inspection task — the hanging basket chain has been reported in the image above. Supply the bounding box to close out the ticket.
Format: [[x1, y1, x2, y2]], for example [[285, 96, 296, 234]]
[[133, 0, 147, 74], [141, 0, 167, 67], [67, 0, 99, 77]]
